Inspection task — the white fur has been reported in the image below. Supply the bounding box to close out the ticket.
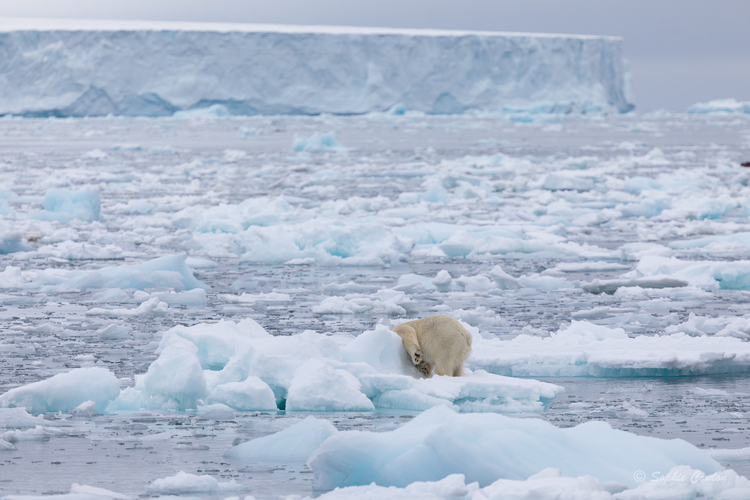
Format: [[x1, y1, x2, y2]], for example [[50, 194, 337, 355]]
[[393, 315, 472, 377]]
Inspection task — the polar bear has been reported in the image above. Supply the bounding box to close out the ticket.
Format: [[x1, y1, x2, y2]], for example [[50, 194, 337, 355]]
[[393, 315, 472, 377]]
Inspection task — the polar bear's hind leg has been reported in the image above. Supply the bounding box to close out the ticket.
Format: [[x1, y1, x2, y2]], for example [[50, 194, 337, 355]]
[[417, 360, 433, 377], [393, 323, 422, 366]]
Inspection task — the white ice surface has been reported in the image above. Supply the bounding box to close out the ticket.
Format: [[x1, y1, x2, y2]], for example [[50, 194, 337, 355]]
[[0, 19, 632, 116]]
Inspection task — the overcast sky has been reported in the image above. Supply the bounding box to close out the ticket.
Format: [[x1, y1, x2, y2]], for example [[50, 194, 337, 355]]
[[4, 0, 749, 112]]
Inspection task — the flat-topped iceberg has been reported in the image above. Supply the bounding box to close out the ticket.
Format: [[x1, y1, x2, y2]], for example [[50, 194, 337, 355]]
[[0, 19, 633, 117]]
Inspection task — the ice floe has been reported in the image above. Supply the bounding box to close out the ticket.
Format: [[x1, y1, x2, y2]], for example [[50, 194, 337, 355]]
[[0, 254, 207, 292], [625, 255, 750, 290], [307, 405, 722, 490], [292, 467, 750, 500], [0, 367, 120, 414], [666, 313, 750, 340], [2, 484, 134, 500], [36, 188, 102, 223], [469, 321, 750, 377], [688, 98, 750, 114], [146, 471, 243, 494], [0, 319, 562, 415], [6, 314, 750, 415], [226, 416, 337, 463]]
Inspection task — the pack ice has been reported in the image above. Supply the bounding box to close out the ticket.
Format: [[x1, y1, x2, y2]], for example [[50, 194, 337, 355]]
[[0, 18, 633, 117]]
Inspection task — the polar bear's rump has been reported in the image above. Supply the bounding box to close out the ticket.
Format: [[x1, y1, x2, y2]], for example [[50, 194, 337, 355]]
[[393, 315, 472, 377]]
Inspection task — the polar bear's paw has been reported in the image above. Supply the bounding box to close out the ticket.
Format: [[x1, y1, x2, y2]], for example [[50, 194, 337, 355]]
[[410, 346, 422, 365], [417, 360, 433, 378]]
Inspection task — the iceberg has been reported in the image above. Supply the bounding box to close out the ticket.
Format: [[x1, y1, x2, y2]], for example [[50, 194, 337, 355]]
[[0, 19, 633, 117], [307, 405, 722, 490]]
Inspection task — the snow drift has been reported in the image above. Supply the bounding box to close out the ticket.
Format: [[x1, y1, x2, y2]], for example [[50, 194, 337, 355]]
[[0, 19, 634, 117]]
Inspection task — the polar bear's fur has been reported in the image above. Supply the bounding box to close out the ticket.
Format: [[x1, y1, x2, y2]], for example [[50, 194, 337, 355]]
[[393, 315, 472, 377]]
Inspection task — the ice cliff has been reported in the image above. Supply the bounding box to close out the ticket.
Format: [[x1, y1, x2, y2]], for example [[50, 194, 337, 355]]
[[0, 18, 634, 117]]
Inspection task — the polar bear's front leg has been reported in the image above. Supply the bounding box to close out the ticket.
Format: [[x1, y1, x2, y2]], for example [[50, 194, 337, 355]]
[[394, 324, 422, 365]]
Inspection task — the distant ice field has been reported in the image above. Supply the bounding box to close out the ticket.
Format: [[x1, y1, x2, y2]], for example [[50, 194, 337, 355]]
[[1, 111, 750, 498]]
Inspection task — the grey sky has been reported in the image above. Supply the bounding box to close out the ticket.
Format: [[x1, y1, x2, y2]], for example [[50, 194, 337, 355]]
[[3, 0, 749, 112]]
